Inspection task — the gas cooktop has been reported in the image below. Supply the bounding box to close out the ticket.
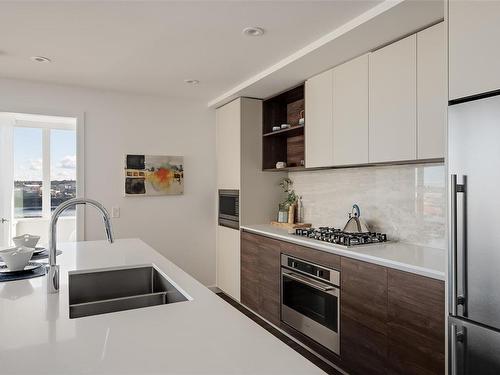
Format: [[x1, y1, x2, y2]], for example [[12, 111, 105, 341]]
[[293, 227, 388, 247]]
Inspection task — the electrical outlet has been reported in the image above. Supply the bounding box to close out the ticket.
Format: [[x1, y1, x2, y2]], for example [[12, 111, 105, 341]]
[[112, 207, 120, 218]]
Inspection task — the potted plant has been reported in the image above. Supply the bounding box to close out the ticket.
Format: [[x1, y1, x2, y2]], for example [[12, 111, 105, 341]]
[[278, 178, 297, 223]]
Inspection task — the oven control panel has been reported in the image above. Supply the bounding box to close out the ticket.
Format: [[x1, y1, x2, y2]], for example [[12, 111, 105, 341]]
[[281, 254, 340, 286]]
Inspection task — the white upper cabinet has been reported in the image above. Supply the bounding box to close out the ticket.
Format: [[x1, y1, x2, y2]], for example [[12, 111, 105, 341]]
[[332, 54, 369, 165], [216, 99, 241, 189], [449, 0, 500, 100], [369, 34, 417, 163], [417, 22, 446, 159], [305, 69, 333, 168]]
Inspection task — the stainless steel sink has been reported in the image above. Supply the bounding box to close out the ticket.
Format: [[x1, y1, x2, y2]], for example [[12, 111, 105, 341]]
[[68, 265, 188, 319]]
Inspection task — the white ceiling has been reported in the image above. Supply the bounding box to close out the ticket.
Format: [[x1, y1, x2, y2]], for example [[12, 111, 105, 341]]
[[0, 0, 383, 101], [209, 0, 444, 107]]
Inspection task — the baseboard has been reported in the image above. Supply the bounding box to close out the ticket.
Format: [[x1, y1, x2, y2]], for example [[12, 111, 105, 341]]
[[207, 285, 222, 293]]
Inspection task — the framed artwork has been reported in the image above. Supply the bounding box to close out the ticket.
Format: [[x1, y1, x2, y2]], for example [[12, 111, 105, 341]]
[[124, 154, 184, 196]]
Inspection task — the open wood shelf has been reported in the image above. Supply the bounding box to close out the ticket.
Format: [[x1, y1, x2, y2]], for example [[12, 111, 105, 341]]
[[263, 124, 304, 137], [262, 84, 305, 170], [263, 166, 306, 172]]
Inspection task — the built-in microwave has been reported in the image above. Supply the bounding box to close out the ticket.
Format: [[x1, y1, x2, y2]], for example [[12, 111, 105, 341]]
[[218, 189, 239, 229]]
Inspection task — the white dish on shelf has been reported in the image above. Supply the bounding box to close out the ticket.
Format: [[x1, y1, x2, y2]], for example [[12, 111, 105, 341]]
[[0, 246, 35, 271]]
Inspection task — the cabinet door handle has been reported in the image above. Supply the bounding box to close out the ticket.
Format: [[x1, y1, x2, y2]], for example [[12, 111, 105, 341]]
[[283, 272, 333, 292]]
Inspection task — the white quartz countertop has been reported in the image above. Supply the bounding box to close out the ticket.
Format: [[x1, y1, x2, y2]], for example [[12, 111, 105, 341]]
[[241, 224, 446, 281], [0, 239, 325, 375]]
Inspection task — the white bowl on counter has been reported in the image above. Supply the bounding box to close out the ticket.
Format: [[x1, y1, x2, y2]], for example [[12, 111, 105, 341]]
[[13, 234, 40, 248], [0, 246, 35, 271]]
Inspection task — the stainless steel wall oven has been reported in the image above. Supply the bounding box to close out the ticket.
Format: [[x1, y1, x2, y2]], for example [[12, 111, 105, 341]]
[[280, 254, 340, 354]]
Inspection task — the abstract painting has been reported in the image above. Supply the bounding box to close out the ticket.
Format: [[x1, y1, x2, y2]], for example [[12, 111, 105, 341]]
[[125, 154, 184, 196]]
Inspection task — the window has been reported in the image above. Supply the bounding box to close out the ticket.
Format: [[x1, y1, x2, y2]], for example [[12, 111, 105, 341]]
[[51, 129, 77, 216], [13, 118, 77, 220], [13, 127, 43, 218]]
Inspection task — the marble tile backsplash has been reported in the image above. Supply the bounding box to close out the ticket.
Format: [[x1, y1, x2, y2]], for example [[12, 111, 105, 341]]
[[289, 164, 447, 249]]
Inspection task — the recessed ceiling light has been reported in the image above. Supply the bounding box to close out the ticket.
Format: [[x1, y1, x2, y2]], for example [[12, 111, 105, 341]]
[[31, 56, 52, 63], [242, 27, 265, 37], [184, 79, 199, 85]]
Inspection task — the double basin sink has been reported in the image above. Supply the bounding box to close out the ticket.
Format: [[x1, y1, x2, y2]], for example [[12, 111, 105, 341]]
[[68, 265, 188, 319]]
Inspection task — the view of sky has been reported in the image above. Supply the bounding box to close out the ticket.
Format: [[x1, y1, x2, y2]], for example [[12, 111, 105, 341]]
[[13, 127, 76, 181]]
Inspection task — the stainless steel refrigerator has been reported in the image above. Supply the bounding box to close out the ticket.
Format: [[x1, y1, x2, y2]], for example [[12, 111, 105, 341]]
[[448, 92, 500, 375]]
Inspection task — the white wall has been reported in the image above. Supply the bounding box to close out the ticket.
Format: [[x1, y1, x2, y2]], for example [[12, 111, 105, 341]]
[[290, 163, 446, 249], [0, 78, 216, 285]]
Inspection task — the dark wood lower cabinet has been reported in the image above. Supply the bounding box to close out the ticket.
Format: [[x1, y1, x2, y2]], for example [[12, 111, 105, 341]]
[[256, 236, 281, 326], [387, 269, 445, 375], [240, 233, 260, 313], [341, 316, 388, 375], [240, 231, 445, 375], [341, 257, 388, 375], [240, 231, 281, 325]]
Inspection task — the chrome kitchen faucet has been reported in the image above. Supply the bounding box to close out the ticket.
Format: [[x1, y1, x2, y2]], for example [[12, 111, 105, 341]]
[[47, 198, 114, 294]]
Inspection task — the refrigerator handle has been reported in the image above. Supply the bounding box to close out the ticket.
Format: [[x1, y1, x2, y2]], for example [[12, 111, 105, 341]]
[[449, 322, 466, 375], [460, 175, 468, 316], [450, 174, 459, 316], [450, 323, 457, 375], [450, 174, 467, 316]]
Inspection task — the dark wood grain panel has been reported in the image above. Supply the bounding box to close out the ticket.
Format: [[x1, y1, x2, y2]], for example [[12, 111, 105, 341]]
[[240, 234, 260, 313], [240, 232, 281, 324], [341, 316, 387, 375], [263, 136, 287, 170], [287, 134, 305, 167], [341, 257, 388, 374], [341, 257, 388, 335], [257, 235, 281, 325], [262, 84, 305, 169], [387, 325, 445, 375], [387, 269, 445, 375], [280, 241, 341, 269], [287, 98, 305, 127], [387, 269, 445, 342]]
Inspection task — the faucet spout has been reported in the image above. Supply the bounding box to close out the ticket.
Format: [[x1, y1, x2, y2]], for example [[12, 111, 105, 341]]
[[48, 198, 114, 294]]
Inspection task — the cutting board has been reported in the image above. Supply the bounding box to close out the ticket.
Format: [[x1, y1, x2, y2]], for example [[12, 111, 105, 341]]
[[271, 221, 312, 230]]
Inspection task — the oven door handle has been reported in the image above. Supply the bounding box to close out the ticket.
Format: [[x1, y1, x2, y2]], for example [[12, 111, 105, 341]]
[[283, 272, 335, 292]]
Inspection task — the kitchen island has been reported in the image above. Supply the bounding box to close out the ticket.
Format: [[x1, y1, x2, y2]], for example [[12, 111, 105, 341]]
[[0, 239, 324, 374]]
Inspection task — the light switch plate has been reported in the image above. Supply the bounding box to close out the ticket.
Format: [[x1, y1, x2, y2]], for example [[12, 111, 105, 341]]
[[112, 207, 120, 218]]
